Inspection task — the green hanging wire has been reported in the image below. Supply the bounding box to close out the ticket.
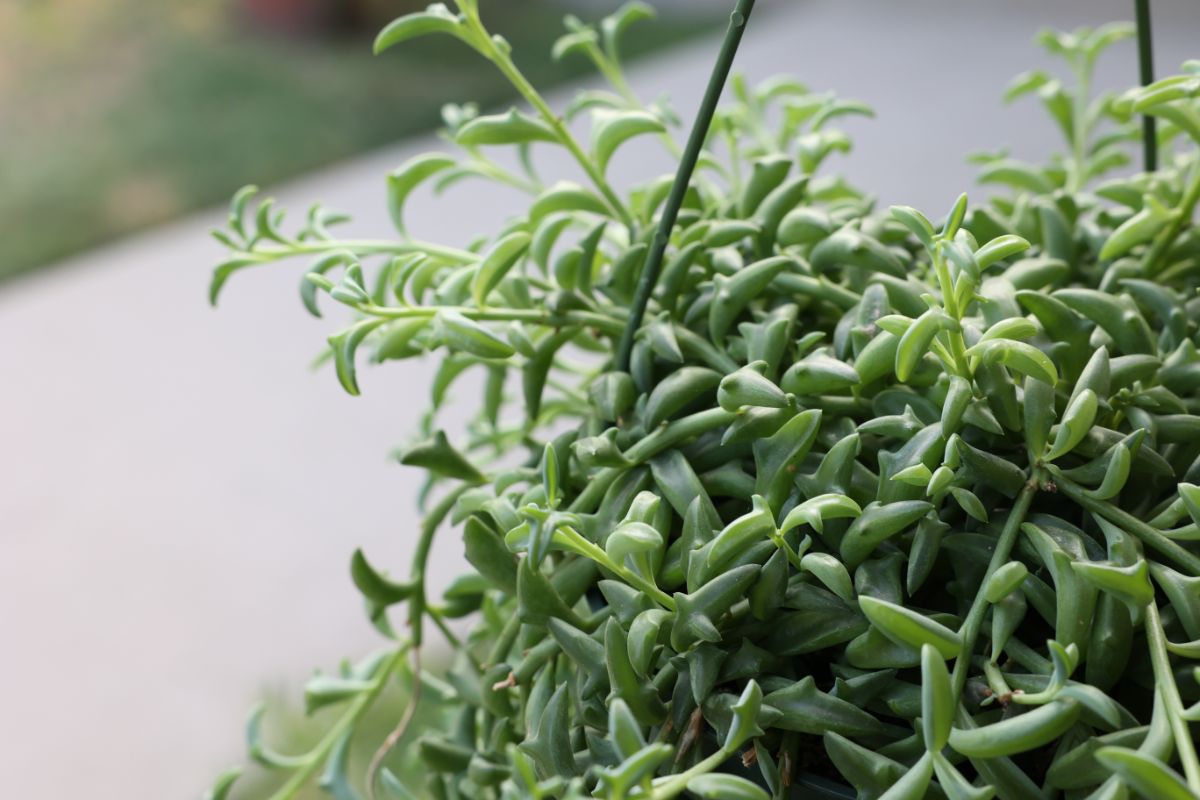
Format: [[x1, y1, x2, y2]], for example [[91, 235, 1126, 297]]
[[1134, 0, 1157, 171], [615, 0, 757, 372]]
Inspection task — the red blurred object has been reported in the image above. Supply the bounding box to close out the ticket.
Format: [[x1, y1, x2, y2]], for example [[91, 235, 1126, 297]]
[[237, 0, 429, 36]]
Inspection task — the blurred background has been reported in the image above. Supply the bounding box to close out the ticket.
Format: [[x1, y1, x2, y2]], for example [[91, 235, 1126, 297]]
[[1, 1, 1198, 798], [0, 0, 713, 279]]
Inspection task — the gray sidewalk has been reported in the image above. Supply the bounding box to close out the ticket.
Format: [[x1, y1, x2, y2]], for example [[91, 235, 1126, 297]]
[[2, 1, 1196, 797]]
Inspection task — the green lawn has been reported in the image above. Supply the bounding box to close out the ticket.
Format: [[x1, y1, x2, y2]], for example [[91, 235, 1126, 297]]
[[0, 1, 713, 281]]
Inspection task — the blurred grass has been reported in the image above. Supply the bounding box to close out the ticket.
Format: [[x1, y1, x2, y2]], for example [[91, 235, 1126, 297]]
[[0, 1, 714, 282]]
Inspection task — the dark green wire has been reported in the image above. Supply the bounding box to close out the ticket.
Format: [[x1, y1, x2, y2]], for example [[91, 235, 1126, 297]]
[[1135, 0, 1157, 172], [615, 0, 757, 372]]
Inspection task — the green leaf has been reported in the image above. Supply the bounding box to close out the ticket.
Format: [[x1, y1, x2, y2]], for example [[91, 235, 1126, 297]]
[[840, 501, 932, 568], [974, 234, 1031, 270], [984, 561, 1029, 603], [396, 430, 485, 483], [601, 1, 656, 57], [896, 308, 960, 381], [1099, 194, 1179, 260], [605, 618, 666, 725], [921, 644, 954, 751], [386, 153, 457, 234], [245, 704, 308, 769], [823, 732, 911, 798], [350, 548, 412, 609], [464, 516, 518, 594], [810, 227, 906, 278], [779, 494, 862, 535], [1004, 69, 1051, 102], [780, 353, 860, 395], [435, 311, 516, 359], [951, 487, 989, 523], [977, 159, 1056, 193], [304, 673, 373, 715], [858, 595, 962, 659], [374, 4, 470, 54], [942, 193, 969, 239], [877, 752, 934, 800], [724, 680, 765, 752], [552, 29, 598, 62], [763, 675, 887, 738], [209, 256, 262, 306], [1085, 443, 1131, 500], [671, 564, 760, 651], [517, 559, 584, 628], [519, 683, 578, 777], [686, 774, 770, 800], [471, 231, 530, 307], [591, 109, 666, 174], [606, 520, 664, 563], [965, 338, 1058, 386], [607, 698, 645, 760], [948, 699, 1081, 758], [203, 767, 242, 800], [1093, 746, 1195, 800], [627, 608, 670, 675], [718, 362, 789, 411], [708, 495, 775, 568], [932, 752, 995, 800], [753, 408, 822, 509], [590, 371, 637, 422], [1054, 288, 1155, 355], [891, 205, 936, 248], [801, 552, 855, 604], [456, 108, 558, 146], [644, 367, 722, 428], [739, 155, 792, 217], [709, 256, 796, 343], [1045, 388, 1098, 461], [328, 319, 386, 396], [531, 181, 610, 222], [540, 442, 560, 506], [1071, 559, 1153, 610]]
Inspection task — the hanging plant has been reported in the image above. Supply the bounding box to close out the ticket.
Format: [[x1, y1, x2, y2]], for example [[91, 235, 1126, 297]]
[[206, 2, 1200, 798]]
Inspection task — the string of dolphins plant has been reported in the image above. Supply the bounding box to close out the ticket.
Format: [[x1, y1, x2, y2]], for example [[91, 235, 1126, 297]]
[[205, 2, 1200, 799]]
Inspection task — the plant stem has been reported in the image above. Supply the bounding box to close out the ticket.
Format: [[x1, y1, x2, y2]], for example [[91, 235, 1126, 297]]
[[1143, 157, 1200, 276], [1054, 473, 1200, 575], [931, 248, 973, 378], [1135, 0, 1158, 172], [460, 12, 633, 229], [361, 485, 469, 800], [950, 479, 1038, 698], [648, 747, 732, 799], [615, 0, 757, 372], [358, 303, 626, 337], [240, 239, 479, 265], [1067, 57, 1093, 193], [1145, 600, 1200, 789], [266, 645, 409, 800], [409, 486, 473, 649], [465, 155, 542, 194], [559, 525, 676, 609]]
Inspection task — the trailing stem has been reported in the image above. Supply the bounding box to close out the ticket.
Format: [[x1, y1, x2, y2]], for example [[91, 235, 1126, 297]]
[[950, 478, 1039, 699]]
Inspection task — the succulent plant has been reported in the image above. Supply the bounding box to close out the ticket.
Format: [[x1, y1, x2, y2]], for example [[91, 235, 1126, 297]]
[[206, 3, 1200, 799]]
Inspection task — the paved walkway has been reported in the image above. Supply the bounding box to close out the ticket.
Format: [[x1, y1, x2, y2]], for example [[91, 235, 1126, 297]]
[[2, 1, 1196, 797]]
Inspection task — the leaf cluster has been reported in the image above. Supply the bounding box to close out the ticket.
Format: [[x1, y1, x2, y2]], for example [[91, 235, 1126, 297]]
[[206, 7, 1200, 800]]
